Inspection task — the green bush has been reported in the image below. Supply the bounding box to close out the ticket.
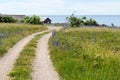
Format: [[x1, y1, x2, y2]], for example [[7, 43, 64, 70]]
[[0, 16, 16, 23], [84, 18, 99, 26], [23, 15, 41, 25], [0, 16, 2, 22], [66, 14, 83, 27], [67, 14, 99, 27]]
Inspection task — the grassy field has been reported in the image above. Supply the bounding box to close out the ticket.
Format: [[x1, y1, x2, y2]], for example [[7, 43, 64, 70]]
[[0, 23, 47, 57], [9, 32, 49, 80], [49, 27, 120, 80]]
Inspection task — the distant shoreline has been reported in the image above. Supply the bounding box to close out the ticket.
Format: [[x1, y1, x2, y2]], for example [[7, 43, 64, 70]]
[[39, 15, 120, 26]]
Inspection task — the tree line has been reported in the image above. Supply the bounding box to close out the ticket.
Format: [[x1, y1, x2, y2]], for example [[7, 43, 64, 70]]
[[0, 14, 99, 26], [0, 15, 42, 25]]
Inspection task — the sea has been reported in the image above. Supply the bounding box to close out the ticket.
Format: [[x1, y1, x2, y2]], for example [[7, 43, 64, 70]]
[[40, 15, 120, 26]]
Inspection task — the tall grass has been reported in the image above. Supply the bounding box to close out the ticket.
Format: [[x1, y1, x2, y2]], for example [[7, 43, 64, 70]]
[[49, 27, 120, 80], [0, 23, 47, 57]]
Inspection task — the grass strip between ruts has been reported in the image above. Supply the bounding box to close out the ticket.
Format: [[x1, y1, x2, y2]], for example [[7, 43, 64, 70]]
[[9, 31, 49, 80]]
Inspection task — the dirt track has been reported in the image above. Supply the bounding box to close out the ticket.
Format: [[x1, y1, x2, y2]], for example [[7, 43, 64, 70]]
[[31, 33, 59, 80], [0, 26, 62, 80]]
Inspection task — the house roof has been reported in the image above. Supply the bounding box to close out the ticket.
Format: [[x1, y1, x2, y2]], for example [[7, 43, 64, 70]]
[[40, 17, 51, 22], [1, 14, 26, 20]]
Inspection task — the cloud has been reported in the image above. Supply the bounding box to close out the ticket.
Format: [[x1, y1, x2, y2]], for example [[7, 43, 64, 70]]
[[0, 0, 66, 15], [69, 2, 120, 15], [0, 0, 120, 15]]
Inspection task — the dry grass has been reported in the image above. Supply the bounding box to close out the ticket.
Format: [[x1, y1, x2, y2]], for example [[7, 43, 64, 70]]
[[0, 23, 47, 57]]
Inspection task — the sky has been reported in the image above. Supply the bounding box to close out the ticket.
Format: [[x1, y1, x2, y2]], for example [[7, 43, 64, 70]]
[[0, 0, 120, 15]]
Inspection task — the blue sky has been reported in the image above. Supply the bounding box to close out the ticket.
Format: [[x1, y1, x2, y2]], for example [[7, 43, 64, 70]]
[[0, 0, 120, 15]]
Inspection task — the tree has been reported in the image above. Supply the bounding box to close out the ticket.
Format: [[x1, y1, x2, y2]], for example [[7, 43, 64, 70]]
[[111, 23, 115, 27], [82, 16, 86, 20], [66, 14, 82, 27]]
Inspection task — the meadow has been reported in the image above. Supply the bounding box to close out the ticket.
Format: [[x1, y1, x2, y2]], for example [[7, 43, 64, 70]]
[[49, 27, 120, 80], [0, 23, 47, 57]]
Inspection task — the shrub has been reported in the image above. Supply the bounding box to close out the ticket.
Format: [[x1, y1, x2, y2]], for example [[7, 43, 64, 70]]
[[0, 16, 16, 23], [67, 14, 99, 27], [0, 16, 2, 22], [85, 18, 99, 26], [66, 14, 83, 27], [23, 15, 41, 25]]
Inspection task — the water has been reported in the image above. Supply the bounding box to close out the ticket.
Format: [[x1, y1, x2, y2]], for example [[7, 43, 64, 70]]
[[40, 15, 120, 26]]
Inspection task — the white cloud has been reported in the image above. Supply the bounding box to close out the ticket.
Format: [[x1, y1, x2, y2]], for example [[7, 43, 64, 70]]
[[70, 2, 120, 15], [0, 0, 66, 15], [0, 0, 120, 15]]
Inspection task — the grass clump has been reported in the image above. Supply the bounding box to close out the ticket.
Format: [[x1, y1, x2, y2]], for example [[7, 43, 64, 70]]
[[0, 23, 47, 57], [9, 32, 49, 80], [49, 27, 120, 80]]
